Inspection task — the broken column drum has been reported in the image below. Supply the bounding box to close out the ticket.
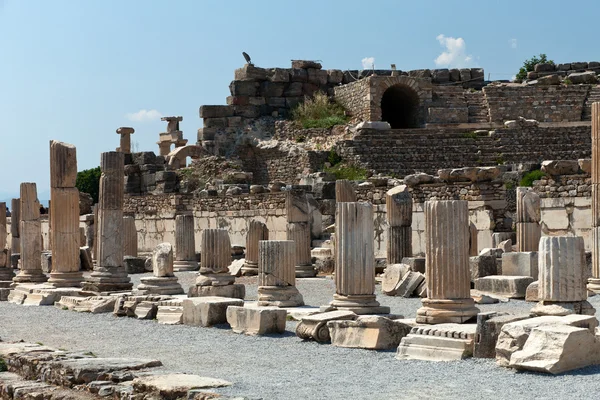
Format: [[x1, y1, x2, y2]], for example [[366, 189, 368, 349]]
[[242, 220, 269, 276], [286, 190, 316, 278], [385, 185, 412, 264], [13, 183, 47, 283], [590, 102, 600, 293], [516, 187, 541, 253], [47, 140, 84, 287], [10, 198, 20, 267], [123, 216, 138, 257], [137, 242, 184, 295], [257, 240, 304, 307], [335, 179, 357, 203], [329, 202, 389, 315], [173, 214, 198, 271], [0, 202, 14, 283], [84, 151, 132, 292], [416, 200, 479, 324]]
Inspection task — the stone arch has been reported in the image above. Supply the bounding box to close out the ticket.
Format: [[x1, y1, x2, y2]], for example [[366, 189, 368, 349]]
[[370, 76, 432, 128], [166, 145, 206, 170], [380, 84, 421, 128]]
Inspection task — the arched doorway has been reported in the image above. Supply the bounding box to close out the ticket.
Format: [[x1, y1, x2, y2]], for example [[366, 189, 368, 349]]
[[380, 84, 421, 128]]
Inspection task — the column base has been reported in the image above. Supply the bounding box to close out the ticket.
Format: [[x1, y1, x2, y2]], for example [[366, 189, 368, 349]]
[[329, 294, 390, 315], [13, 271, 48, 284], [83, 268, 132, 292], [587, 278, 600, 294], [137, 276, 184, 295], [530, 300, 596, 317], [258, 285, 304, 307], [241, 262, 258, 276], [173, 260, 199, 272], [188, 283, 245, 299], [47, 272, 84, 288], [196, 273, 236, 286], [416, 298, 479, 324], [296, 264, 317, 278]]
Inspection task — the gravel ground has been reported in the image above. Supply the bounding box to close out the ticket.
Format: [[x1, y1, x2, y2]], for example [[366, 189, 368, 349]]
[[2, 272, 600, 400]]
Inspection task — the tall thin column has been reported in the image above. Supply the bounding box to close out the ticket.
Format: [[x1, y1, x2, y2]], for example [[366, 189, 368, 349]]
[[173, 214, 198, 271], [10, 198, 20, 267], [13, 183, 47, 283], [258, 240, 304, 307], [328, 202, 389, 314], [386, 185, 412, 264], [116, 127, 134, 153], [84, 152, 132, 292], [516, 187, 541, 252], [590, 102, 600, 293], [416, 200, 479, 324], [241, 220, 268, 276], [48, 140, 83, 287], [335, 180, 356, 203], [123, 216, 138, 257], [286, 190, 316, 278], [0, 202, 14, 284]]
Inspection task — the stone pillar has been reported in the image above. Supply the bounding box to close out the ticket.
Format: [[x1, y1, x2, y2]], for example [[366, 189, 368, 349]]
[[329, 202, 389, 314], [0, 202, 14, 284], [116, 127, 134, 153], [335, 180, 357, 203], [241, 220, 268, 276], [193, 228, 244, 299], [137, 243, 184, 295], [47, 140, 83, 287], [92, 205, 98, 261], [123, 216, 137, 257], [157, 141, 171, 156], [416, 200, 479, 324], [533, 236, 594, 316], [258, 240, 304, 307], [10, 198, 20, 267], [386, 185, 412, 264], [286, 190, 316, 278], [173, 214, 198, 271], [516, 187, 541, 252], [590, 102, 600, 293], [13, 183, 47, 283], [84, 152, 132, 292]]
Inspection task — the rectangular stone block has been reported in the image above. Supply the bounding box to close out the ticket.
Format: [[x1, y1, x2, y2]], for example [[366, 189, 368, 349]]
[[502, 252, 538, 279], [199, 105, 234, 118], [182, 297, 244, 327], [474, 275, 535, 298], [470, 255, 497, 281], [328, 316, 411, 350], [50, 141, 77, 188], [473, 312, 530, 358], [402, 257, 425, 274], [226, 306, 287, 335]]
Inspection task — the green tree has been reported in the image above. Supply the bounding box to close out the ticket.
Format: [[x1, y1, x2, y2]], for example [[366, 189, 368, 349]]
[[76, 167, 101, 204], [515, 54, 554, 81]]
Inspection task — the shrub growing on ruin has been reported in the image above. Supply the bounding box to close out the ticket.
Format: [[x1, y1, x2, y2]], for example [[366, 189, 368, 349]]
[[325, 163, 367, 181], [519, 169, 545, 187], [291, 92, 348, 129], [75, 166, 101, 204], [515, 54, 554, 81]]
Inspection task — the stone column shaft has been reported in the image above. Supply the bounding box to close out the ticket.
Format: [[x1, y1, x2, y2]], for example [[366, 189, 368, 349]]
[[173, 214, 197, 271], [242, 220, 268, 276], [0, 202, 13, 282], [257, 240, 304, 307], [10, 198, 20, 256], [385, 185, 412, 264], [200, 229, 231, 275], [123, 216, 138, 257], [335, 180, 357, 203], [591, 102, 600, 292], [538, 236, 586, 302], [286, 189, 316, 277], [117, 127, 134, 154], [0, 202, 6, 253]]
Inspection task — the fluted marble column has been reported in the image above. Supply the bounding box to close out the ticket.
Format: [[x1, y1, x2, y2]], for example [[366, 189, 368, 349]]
[[257, 240, 304, 307], [0, 202, 14, 284], [416, 200, 479, 324], [10, 198, 20, 267], [286, 189, 316, 277], [516, 187, 541, 252], [590, 102, 600, 293], [386, 185, 412, 264], [84, 152, 132, 292], [48, 140, 83, 287], [241, 220, 268, 276], [13, 183, 47, 283], [329, 202, 389, 314], [123, 216, 138, 257], [335, 179, 357, 203], [173, 214, 198, 271], [538, 236, 586, 302]]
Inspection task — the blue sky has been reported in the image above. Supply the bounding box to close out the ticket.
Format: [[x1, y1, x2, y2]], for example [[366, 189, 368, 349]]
[[1, 0, 599, 202]]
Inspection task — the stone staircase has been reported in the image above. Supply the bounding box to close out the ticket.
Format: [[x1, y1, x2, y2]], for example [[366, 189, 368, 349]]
[[465, 91, 490, 123], [582, 85, 600, 120]]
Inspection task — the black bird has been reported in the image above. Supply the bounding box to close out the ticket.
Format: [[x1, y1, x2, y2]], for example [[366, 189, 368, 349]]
[[242, 52, 252, 65]]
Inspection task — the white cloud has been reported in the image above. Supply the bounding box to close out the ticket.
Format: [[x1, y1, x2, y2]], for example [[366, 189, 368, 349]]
[[434, 34, 474, 68], [509, 38, 518, 49], [126, 109, 163, 122], [361, 57, 375, 70]]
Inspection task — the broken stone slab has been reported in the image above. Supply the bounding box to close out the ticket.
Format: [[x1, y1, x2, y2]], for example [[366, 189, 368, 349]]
[[498, 240, 512, 253], [541, 160, 580, 176], [55, 295, 117, 314], [134, 301, 158, 320], [132, 373, 231, 398], [469, 255, 497, 281], [328, 316, 410, 350], [354, 121, 391, 130], [495, 314, 599, 367], [396, 323, 477, 361], [226, 306, 287, 335], [567, 71, 598, 84], [530, 300, 596, 317], [501, 252, 538, 279], [156, 299, 184, 325], [0, 372, 60, 399], [525, 281, 539, 302], [124, 256, 147, 274], [188, 283, 246, 300], [296, 310, 357, 342], [403, 172, 435, 187], [474, 275, 534, 298], [182, 297, 244, 327], [508, 324, 600, 374], [471, 290, 499, 304], [473, 312, 530, 358], [395, 271, 425, 297], [381, 264, 409, 295]]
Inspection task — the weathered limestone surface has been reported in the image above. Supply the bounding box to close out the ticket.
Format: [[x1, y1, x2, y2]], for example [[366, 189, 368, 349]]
[[474, 275, 534, 298], [417, 200, 478, 324], [516, 187, 541, 252], [501, 252, 538, 279], [10, 198, 20, 260], [538, 236, 586, 302], [173, 214, 197, 271], [335, 179, 356, 203], [123, 216, 138, 257], [137, 243, 183, 295], [257, 240, 304, 307], [397, 323, 477, 361], [386, 185, 412, 264], [296, 310, 357, 342], [226, 306, 287, 335], [329, 202, 389, 314], [242, 220, 268, 276], [182, 296, 243, 327], [328, 316, 411, 350], [84, 152, 132, 292], [473, 312, 530, 359]]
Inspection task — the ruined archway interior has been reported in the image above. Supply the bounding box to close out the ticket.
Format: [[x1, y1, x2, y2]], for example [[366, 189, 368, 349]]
[[380, 85, 421, 129]]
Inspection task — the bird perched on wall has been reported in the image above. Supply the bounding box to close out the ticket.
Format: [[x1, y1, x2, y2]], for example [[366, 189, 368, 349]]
[[242, 52, 253, 66]]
